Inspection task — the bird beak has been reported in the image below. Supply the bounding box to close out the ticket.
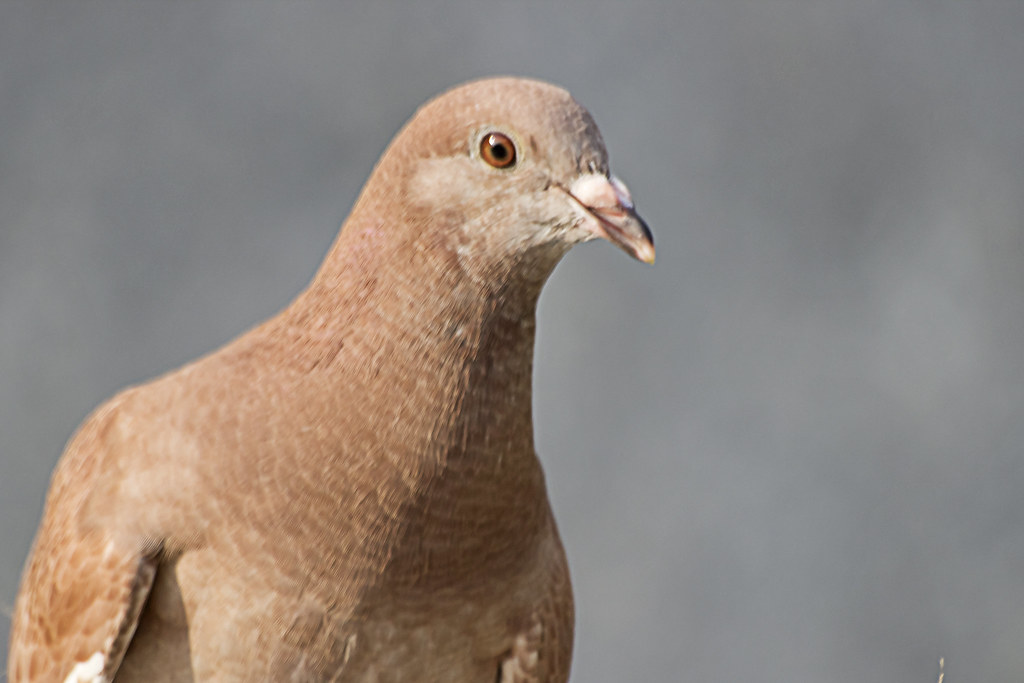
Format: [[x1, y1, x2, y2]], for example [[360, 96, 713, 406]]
[[564, 174, 655, 264]]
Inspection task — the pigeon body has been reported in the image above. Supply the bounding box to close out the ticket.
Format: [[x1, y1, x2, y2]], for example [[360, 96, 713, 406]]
[[8, 77, 653, 682]]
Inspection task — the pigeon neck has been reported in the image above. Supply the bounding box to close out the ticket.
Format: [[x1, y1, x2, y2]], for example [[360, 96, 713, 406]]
[[283, 227, 550, 467]]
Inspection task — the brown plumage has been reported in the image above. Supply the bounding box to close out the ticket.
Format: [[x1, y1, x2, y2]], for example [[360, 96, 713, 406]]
[[8, 77, 653, 682]]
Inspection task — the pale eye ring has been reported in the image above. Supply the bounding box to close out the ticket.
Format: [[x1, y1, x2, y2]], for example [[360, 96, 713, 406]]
[[479, 132, 517, 168]]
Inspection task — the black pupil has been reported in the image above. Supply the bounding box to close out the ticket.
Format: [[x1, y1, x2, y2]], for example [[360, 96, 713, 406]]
[[490, 140, 508, 159]]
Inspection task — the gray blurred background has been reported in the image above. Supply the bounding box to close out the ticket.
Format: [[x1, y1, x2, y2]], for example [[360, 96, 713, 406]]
[[2, 2, 1022, 681]]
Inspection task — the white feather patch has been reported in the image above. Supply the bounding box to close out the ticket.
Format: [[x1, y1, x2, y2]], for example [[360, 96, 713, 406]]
[[63, 651, 108, 683]]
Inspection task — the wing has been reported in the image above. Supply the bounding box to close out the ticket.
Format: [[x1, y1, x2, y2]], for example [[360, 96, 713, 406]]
[[8, 403, 160, 683], [498, 526, 575, 683], [9, 530, 157, 683]]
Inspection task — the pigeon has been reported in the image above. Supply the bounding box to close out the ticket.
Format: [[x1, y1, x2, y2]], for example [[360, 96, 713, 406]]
[[8, 76, 654, 683]]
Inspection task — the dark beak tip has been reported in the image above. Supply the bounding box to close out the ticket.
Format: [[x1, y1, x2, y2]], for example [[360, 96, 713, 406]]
[[622, 210, 655, 264]]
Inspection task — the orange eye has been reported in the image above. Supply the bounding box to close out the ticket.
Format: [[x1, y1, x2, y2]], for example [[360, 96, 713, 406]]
[[480, 132, 517, 168]]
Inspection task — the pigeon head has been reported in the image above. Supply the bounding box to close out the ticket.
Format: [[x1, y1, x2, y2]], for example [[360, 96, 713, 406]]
[[331, 77, 654, 292]]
